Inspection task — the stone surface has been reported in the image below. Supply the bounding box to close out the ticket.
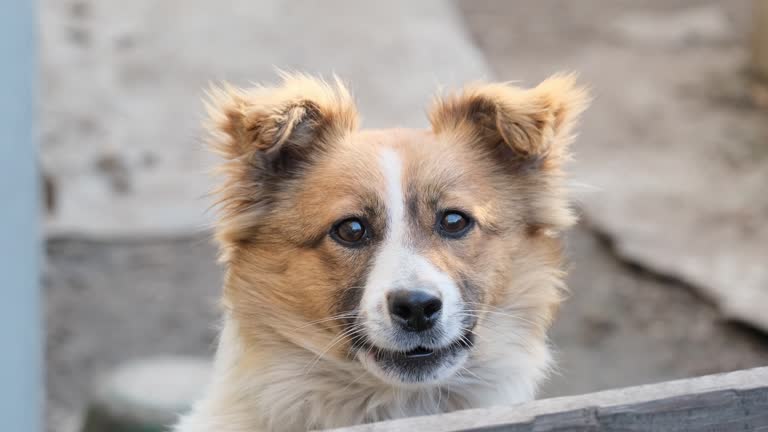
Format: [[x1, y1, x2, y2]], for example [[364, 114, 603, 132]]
[[459, 0, 768, 332], [40, 0, 489, 238]]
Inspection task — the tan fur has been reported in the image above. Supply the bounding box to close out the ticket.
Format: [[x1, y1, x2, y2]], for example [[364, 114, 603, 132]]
[[176, 73, 589, 432], [205, 73, 358, 255]]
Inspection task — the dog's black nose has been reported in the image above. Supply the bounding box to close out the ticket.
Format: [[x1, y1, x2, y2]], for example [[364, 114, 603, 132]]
[[388, 290, 442, 332]]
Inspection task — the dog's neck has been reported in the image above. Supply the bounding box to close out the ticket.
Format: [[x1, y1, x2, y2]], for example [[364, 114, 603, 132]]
[[176, 316, 551, 432]]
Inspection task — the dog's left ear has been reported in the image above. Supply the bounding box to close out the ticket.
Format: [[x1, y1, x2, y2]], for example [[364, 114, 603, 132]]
[[428, 73, 589, 168]]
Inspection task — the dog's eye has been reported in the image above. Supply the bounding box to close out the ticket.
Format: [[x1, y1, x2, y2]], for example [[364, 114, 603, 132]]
[[437, 211, 472, 238], [331, 218, 368, 246]]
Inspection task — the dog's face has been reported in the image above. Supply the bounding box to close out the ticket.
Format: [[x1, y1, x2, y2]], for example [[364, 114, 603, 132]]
[[208, 74, 587, 386]]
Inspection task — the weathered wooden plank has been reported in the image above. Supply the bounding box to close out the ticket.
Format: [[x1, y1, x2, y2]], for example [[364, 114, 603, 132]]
[[322, 367, 768, 432]]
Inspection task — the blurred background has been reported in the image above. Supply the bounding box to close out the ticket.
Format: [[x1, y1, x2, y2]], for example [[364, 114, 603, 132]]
[[4, 0, 768, 431]]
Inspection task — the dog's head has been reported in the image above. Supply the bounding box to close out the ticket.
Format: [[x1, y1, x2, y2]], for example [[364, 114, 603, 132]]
[[207, 73, 588, 386]]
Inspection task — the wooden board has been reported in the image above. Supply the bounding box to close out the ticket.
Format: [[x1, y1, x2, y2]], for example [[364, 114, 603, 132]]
[[323, 367, 768, 431]]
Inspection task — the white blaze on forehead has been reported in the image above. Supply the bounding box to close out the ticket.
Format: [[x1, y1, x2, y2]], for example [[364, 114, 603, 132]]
[[380, 148, 405, 243], [366, 147, 406, 287]]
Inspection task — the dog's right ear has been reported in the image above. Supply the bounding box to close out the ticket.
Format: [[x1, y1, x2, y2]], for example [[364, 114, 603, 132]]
[[205, 73, 358, 174], [205, 74, 358, 249]]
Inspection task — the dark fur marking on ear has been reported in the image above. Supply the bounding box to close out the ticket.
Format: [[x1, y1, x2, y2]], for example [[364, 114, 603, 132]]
[[264, 101, 325, 174], [464, 97, 544, 165], [272, 102, 320, 145]]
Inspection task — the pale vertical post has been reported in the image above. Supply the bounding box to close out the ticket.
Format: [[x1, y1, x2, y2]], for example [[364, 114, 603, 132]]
[[754, 0, 768, 80], [0, 0, 42, 431]]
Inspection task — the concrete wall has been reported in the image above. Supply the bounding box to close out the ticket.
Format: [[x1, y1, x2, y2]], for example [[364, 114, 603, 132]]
[[0, 0, 41, 431]]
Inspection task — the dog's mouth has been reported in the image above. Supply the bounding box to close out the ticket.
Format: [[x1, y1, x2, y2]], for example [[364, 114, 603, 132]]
[[402, 346, 437, 358], [371, 332, 473, 362], [355, 329, 475, 384]]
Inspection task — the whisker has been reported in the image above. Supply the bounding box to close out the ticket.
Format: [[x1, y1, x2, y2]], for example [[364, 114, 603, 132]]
[[303, 325, 366, 375], [460, 309, 541, 327], [293, 312, 360, 330], [449, 317, 532, 350], [466, 326, 533, 353], [337, 369, 368, 394], [459, 366, 491, 386]]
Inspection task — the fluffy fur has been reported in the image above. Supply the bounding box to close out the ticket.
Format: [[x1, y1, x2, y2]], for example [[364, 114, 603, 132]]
[[175, 73, 589, 432]]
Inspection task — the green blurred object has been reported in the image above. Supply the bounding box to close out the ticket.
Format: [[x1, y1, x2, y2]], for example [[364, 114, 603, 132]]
[[81, 357, 211, 432]]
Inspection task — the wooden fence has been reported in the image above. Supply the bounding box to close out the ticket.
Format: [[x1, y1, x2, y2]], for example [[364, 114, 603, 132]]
[[324, 366, 768, 431]]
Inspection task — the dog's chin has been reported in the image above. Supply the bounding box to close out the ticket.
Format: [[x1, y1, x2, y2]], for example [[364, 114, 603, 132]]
[[356, 331, 474, 386]]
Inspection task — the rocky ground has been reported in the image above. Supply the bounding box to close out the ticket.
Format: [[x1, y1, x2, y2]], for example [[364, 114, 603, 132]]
[[44, 0, 768, 430]]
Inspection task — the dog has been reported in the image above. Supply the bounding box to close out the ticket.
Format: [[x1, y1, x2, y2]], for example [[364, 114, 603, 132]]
[[175, 72, 589, 432]]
